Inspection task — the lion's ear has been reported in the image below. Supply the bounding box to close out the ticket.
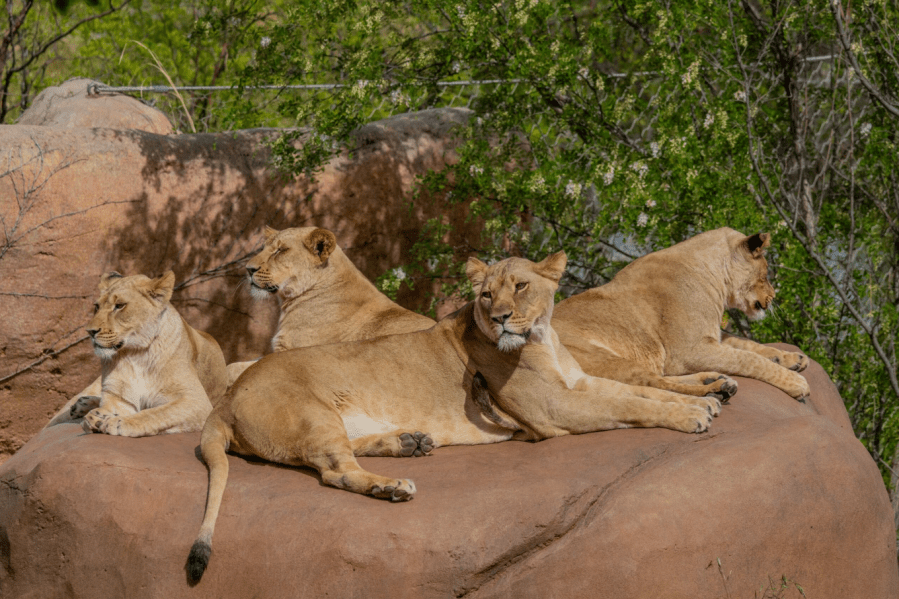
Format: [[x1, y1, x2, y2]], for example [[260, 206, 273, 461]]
[[146, 270, 175, 302], [263, 226, 280, 243], [466, 257, 488, 287], [533, 251, 567, 283], [742, 232, 771, 257], [98, 271, 123, 290], [304, 228, 337, 263]]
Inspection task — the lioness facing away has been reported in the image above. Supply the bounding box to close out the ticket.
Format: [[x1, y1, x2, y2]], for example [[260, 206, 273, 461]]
[[187, 252, 717, 582], [64, 271, 227, 436], [553, 228, 810, 401], [225, 225, 435, 385]]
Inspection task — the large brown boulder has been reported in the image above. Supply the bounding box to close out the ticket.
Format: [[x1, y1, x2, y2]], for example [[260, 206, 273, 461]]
[[0, 108, 475, 462], [0, 347, 896, 598], [15, 78, 175, 134]]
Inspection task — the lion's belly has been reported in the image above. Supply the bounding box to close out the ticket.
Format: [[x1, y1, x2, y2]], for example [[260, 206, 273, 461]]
[[340, 412, 398, 439]]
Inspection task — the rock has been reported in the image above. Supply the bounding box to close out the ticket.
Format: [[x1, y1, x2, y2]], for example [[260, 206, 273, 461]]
[[15, 78, 175, 134], [0, 108, 476, 462], [0, 348, 896, 598]]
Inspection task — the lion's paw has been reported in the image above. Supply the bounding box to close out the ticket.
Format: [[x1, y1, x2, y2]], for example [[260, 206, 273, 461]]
[[786, 374, 811, 402], [703, 375, 738, 402], [371, 479, 416, 502], [399, 431, 434, 457], [70, 396, 100, 419], [777, 352, 809, 372], [672, 405, 712, 434], [697, 395, 721, 417], [82, 409, 124, 435]]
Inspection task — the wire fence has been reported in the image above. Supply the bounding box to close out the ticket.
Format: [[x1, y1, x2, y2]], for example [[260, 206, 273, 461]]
[[95, 53, 867, 171]]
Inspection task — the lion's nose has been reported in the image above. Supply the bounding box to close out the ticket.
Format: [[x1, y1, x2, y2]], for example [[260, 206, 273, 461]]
[[246, 265, 259, 276], [491, 312, 511, 324], [87, 327, 99, 338]]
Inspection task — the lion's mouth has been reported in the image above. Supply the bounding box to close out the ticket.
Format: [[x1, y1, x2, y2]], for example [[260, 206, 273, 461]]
[[93, 340, 124, 350], [92, 340, 123, 360], [249, 279, 279, 297]]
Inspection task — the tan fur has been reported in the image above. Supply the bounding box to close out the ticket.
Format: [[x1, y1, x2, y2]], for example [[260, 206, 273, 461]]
[[186, 253, 717, 582], [49, 272, 227, 436], [552, 228, 811, 401], [226, 226, 435, 385]]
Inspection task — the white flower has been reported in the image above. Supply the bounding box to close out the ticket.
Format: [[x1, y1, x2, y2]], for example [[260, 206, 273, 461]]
[[860, 122, 872, 137], [645, 199, 656, 208], [637, 212, 649, 227], [469, 165, 484, 176], [564, 181, 581, 199], [650, 141, 660, 158], [260, 36, 271, 48], [390, 89, 410, 106], [630, 161, 649, 178], [528, 175, 547, 193], [734, 89, 746, 102], [456, 5, 465, 19], [703, 112, 714, 128], [578, 67, 589, 80], [603, 167, 615, 186], [392, 267, 407, 281], [452, 61, 461, 73]]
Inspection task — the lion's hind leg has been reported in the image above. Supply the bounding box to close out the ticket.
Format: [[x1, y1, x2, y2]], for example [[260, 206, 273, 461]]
[[314, 449, 417, 501], [286, 408, 416, 501], [351, 430, 435, 457]]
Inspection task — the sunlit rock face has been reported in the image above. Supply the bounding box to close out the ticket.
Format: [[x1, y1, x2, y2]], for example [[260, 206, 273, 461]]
[[1, 351, 897, 598]]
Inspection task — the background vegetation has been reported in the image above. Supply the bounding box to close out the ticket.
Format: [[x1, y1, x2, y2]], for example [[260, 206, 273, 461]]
[[4, 0, 899, 532]]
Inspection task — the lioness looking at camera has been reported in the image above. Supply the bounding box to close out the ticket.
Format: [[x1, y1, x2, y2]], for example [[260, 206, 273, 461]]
[[225, 225, 435, 385], [58, 271, 227, 437], [553, 228, 810, 401], [187, 252, 717, 582]]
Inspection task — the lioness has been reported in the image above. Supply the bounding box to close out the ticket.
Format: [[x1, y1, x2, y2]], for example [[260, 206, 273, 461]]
[[552, 228, 810, 401], [187, 252, 716, 582], [57, 271, 228, 437], [47, 226, 434, 426], [225, 225, 435, 385]]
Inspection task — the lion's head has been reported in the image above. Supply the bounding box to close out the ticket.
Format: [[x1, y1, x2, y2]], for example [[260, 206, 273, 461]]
[[87, 271, 175, 360], [466, 252, 567, 352], [726, 231, 775, 321], [246, 226, 337, 301]]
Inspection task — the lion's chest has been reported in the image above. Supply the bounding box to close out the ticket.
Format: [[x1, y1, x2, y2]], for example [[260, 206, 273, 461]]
[[105, 362, 167, 411]]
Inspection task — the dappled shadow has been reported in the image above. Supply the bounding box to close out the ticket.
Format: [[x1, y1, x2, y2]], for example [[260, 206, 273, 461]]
[[102, 110, 480, 362]]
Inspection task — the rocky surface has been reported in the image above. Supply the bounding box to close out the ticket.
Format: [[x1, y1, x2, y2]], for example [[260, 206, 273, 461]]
[[1, 346, 896, 599], [0, 104, 476, 461], [15, 78, 175, 134]]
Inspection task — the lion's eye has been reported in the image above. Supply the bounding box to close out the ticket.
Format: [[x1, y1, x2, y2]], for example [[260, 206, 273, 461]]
[[114, 303, 126, 311], [481, 291, 492, 300], [515, 282, 528, 292]]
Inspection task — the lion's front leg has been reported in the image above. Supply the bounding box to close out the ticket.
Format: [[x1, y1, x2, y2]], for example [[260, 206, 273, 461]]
[[720, 332, 809, 372], [82, 393, 135, 435], [84, 388, 211, 437], [687, 340, 810, 401]]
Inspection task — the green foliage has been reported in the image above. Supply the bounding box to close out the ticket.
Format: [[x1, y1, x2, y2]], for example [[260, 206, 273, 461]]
[[235, 0, 899, 490]]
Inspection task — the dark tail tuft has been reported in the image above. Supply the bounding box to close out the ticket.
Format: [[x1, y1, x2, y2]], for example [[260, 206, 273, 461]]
[[186, 540, 211, 584]]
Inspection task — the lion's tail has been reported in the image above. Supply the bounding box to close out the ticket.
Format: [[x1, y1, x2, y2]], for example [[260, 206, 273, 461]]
[[186, 410, 232, 584]]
